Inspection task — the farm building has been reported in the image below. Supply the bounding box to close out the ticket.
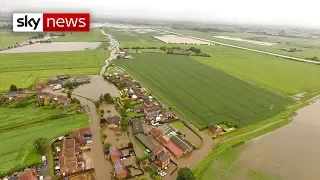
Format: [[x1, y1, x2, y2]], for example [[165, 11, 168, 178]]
[[208, 124, 224, 135], [4, 91, 28, 101], [132, 119, 144, 134], [165, 140, 184, 158], [135, 133, 155, 150], [72, 76, 90, 83], [150, 128, 162, 139], [170, 135, 193, 154]]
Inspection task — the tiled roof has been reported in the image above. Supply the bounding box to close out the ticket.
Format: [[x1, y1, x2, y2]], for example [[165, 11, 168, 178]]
[[166, 140, 183, 157], [170, 135, 191, 152]]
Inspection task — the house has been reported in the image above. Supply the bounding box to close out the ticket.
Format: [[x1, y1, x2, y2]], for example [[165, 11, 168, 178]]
[[18, 169, 38, 180], [150, 128, 162, 139], [114, 161, 129, 179], [70, 128, 91, 146], [73, 76, 90, 83], [134, 106, 145, 113], [146, 112, 158, 120], [143, 98, 154, 108], [119, 74, 127, 81], [59, 138, 83, 175], [144, 105, 162, 115], [109, 146, 124, 163], [155, 151, 171, 169], [4, 91, 28, 101], [33, 83, 46, 90], [57, 74, 70, 80], [161, 111, 176, 120], [208, 124, 224, 135], [170, 135, 193, 154], [132, 119, 144, 135], [165, 140, 183, 158], [47, 77, 60, 87], [37, 92, 54, 103], [106, 116, 121, 129], [56, 95, 71, 105]]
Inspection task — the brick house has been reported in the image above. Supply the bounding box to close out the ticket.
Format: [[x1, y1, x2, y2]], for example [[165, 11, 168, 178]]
[[155, 151, 171, 169]]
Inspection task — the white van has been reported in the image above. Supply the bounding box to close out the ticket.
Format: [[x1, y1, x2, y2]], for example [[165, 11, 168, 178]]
[[53, 84, 62, 91]]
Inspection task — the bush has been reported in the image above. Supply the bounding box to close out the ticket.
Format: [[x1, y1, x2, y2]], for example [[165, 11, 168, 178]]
[[34, 137, 48, 155], [107, 110, 111, 113], [94, 101, 101, 109], [177, 167, 195, 180], [104, 143, 112, 154]]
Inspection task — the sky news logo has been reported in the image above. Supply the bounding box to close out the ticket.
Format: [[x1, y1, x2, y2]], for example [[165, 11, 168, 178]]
[[13, 13, 90, 32]]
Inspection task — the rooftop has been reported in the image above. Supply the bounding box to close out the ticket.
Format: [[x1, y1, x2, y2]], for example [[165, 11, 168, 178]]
[[166, 140, 183, 157], [135, 133, 155, 150], [170, 135, 191, 152], [132, 119, 144, 134]]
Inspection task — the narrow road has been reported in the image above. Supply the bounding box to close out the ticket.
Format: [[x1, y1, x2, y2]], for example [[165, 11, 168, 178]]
[[157, 29, 320, 65], [100, 29, 120, 76]]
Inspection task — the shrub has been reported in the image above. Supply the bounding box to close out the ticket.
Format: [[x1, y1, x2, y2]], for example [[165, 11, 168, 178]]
[[34, 137, 48, 155], [104, 143, 112, 154]]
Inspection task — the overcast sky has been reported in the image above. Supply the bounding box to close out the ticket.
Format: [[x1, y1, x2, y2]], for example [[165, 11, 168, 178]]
[[1, 0, 320, 28]]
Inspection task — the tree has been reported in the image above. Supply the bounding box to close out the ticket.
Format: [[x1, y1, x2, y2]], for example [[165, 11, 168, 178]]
[[67, 91, 72, 98], [94, 101, 101, 109], [44, 98, 50, 106], [103, 93, 114, 104], [34, 137, 48, 155], [123, 99, 131, 109], [160, 46, 167, 51], [9, 84, 18, 91], [177, 167, 195, 180], [104, 143, 112, 154]]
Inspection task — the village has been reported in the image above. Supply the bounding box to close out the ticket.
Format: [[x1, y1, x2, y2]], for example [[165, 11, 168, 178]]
[[0, 63, 236, 180]]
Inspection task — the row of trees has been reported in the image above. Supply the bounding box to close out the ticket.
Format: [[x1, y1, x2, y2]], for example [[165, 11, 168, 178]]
[[9, 84, 23, 92]]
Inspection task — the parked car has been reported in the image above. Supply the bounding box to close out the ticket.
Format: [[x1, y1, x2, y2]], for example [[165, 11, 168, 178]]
[[53, 84, 62, 91]]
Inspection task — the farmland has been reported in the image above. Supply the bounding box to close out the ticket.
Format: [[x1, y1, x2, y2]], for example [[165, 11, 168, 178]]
[[0, 50, 109, 92], [0, 106, 88, 176], [52, 28, 107, 42], [193, 46, 320, 95], [114, 53, 293, 129], [104, 27, 166, 43], [167, 28, 320, 59]]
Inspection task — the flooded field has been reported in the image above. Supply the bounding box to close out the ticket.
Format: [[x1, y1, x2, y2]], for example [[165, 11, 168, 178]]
[[153, 35, 213, 45], [0, 42, 101, 53], [204, 99, 320, 180], [73, 75, 119, 101], [214, 36, 277, 46]]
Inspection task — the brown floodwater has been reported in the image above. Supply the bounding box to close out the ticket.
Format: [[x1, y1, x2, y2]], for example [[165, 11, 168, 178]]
[[237, 100, 320, 180], [73, 75, 119, 101]]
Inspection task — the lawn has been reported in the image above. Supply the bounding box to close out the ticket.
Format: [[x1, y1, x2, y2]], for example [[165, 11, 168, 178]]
[[193, 46, 320, 95], [0, 106, 88, 176], [0, 50, 109, 92], [52, 28, 107, 42], [170, 121, 185, 131], [0, 31, 34, 49], [114, 53, 293, 129], [167, 28, 320, 59]]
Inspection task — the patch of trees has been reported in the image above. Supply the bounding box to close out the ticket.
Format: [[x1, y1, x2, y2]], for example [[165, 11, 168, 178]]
[[131, 46, 158, 49], [189, 47, 201, 53], [121, 118, 129, 131], [9, 84, 23, 92], [34, 137, 48, 155], [102, 93, 114, 104], [177, 167, 195, 180]]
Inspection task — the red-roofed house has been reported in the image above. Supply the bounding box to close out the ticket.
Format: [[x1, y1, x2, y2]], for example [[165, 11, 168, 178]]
[[56, 96, 71, 105], [165, 140, 183, 158], [158, 135, 170, 146], [153, 145, 163, 156], [18, 169, 38, 180]]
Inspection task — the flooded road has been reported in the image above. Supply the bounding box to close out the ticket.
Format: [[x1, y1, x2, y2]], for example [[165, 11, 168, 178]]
[[100, 29, 120, 76], [73, 75, 119, 101], [233, 100, 320, 180]]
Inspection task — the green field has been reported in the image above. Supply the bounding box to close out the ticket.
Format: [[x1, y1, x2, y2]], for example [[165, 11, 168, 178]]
[[0, 31, 34, 49], [104, 27, 165, 43], [52, 28, 107, 42], [167, 29, 320, 59], [0, 106, 88, 176], [192, 46, 320, 95], [0, 50, 108, 92], [114, 53, 292, 129]]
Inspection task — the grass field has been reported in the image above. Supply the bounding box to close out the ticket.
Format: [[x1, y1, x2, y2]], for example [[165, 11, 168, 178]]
[[192, 46, 320, 95], [0, 106, 88, 176], [0, 31, 34, 49], [114, 53, 293, 129], [104, 27, 165, 43], [52, 28, 107, 42], [167, 29, 320, 59], [0, 50, 109, 92]]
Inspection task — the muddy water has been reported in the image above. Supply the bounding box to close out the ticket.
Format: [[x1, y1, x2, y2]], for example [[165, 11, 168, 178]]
[[237, 100, 320, 180], [73, 75, 119, 101]]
